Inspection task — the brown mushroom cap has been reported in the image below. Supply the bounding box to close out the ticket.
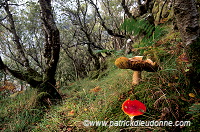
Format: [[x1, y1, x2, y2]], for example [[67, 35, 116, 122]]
[[115, 56, 159, 72], [115, 57, 131, 69], [129, 58, 159, 72]]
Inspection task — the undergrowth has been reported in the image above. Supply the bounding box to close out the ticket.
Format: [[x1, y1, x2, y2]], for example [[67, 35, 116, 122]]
[[0, 29, 199, 132], [0, 89, 44, 131], [34, 55, 198, 131], [0, 54, 199, 131]]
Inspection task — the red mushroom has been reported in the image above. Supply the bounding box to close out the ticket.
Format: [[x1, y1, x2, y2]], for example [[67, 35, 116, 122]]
[[122, 99, 146, 120]]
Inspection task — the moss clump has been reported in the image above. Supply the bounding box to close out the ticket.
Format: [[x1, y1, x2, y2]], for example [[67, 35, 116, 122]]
[[115, 57, 130, 69]]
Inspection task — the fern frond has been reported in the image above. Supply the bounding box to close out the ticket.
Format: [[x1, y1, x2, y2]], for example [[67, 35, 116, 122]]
[[121, 18, 166, 48]]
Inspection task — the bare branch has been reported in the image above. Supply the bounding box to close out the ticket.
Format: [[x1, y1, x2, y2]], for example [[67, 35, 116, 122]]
[[0, 21, 12, 32], [3, 0, 30, 68], [87, 0, 125, 38]]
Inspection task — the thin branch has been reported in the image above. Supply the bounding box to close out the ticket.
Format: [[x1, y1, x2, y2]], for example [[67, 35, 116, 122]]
[[0, 15, 8, 21], [102, 0, 121, 33], [3, 0, 30, 68], [87, 0, 125, 38], [0, 0, 42, 83], [0, 22, 12, 32]]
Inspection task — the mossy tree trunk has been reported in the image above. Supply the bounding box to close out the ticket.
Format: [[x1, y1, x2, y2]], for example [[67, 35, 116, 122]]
[[38, 0, 62, 99], [173, 0, 200, 89], [0, 0, 62, 100]]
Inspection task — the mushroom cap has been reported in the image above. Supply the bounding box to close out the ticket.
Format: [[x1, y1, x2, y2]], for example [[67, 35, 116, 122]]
[[115, 56, 159, 72], [122, 99, 146, 117], [115, 57, 131, 69], [129, 59, 159, 71]]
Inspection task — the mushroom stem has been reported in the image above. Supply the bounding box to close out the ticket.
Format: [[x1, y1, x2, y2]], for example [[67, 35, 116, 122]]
[[132, 71, 142, 85], [130, 116, 134, 122]]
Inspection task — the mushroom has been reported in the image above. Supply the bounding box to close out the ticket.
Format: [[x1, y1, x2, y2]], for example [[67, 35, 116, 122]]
[[115, 56, 159, 85], [122, 99, 146, 121]]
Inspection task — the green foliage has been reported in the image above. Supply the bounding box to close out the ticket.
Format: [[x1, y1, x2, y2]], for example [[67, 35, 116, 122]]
[[121, 18, 153, 36], [121, 18, 167, 48], [187, 103, 200, 118]]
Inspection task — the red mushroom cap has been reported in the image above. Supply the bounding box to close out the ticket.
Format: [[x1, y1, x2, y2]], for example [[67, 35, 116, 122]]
[[122, 99, 146, 117]]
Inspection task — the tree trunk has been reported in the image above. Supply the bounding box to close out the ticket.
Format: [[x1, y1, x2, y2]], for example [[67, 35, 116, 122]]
[[37, 79, 61, 100], [173, 0, 200, 89]]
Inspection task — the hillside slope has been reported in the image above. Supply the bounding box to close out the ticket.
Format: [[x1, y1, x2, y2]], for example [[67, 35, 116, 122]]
[[1, 28, 199, 132]]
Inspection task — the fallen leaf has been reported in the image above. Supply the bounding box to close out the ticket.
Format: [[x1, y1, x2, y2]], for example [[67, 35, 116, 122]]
[[175, 76, 179, 79], [68, 110, 75, 116], [189, 93, 195, 98], [178, 53, 189, 63], [90, 86, 101, 92]]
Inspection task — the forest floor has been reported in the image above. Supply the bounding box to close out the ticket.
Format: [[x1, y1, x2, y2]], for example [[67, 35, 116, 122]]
[[0, 26, 200, 132]]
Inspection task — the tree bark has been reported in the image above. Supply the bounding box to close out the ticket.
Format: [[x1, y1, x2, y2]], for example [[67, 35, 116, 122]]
[[39, 0, 60, 81], [173, 0, 200, 89]]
